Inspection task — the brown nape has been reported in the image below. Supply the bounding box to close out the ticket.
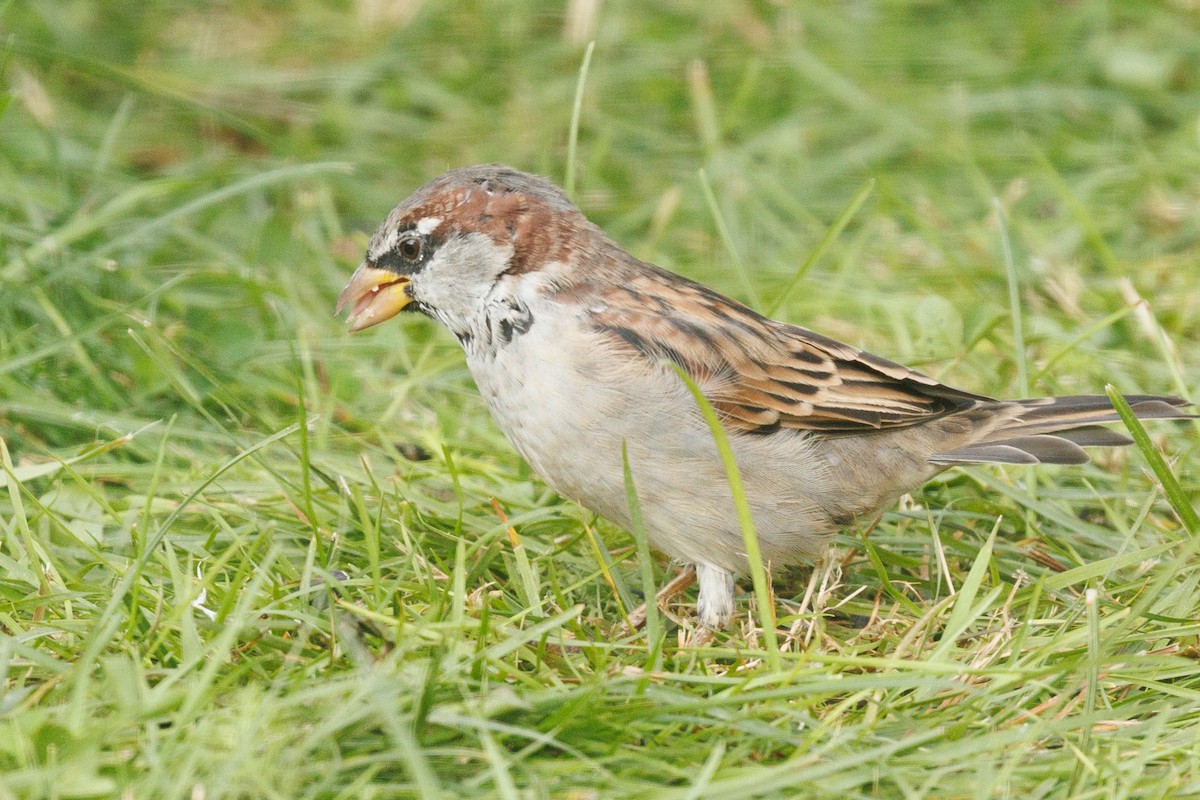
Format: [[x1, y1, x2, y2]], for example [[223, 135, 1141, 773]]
[[929, 394, 1194, 465], [503, 201, 584, 276]]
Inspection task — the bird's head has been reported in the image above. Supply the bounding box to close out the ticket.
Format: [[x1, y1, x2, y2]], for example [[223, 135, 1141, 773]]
[[336, 164, 593, 336]]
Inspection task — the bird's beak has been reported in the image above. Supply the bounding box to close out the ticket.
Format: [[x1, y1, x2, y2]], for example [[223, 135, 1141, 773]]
[[336, 263, 412, 331]]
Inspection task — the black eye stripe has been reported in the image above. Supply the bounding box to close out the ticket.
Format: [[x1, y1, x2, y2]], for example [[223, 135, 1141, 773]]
[[373, 230, 430, 274]]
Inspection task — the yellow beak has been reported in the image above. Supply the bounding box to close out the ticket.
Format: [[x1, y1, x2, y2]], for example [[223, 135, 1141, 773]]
[[335, 264, 413, 331]]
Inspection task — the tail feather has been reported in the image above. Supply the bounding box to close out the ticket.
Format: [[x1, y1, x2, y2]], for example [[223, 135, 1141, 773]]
[[931, 435, 1090, 466], [1007, 395, 1191, 434], [1051, 426, 1135, 448], [929, 394, 1193, 466]]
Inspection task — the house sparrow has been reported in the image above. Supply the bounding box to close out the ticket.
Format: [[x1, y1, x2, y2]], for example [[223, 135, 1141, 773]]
[[337, 164, 1192, 630]]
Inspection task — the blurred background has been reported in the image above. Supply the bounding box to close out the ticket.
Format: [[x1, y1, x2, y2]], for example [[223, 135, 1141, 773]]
[[4, 1, 1198, 450], [2, 2, 1199, 796]]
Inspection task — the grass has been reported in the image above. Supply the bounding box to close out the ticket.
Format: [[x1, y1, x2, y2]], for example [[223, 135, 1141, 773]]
[[2, 1, 1199, 797]]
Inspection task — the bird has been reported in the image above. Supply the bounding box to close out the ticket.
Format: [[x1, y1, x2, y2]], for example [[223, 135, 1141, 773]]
[[337, 164, 1193, 630]]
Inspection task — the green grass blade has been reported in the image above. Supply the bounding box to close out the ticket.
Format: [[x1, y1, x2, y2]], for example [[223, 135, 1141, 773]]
[[1105, 386, 1198, 536], [564, 40, 595, 198], [767, 177, 875, 317], [994, 197, 1028, 398], [666, 363, 779, 668], [930, 521, 998, 662], [97, 162, 352, 256], [697, 169, 761, 310], [490, 497, 543, 616], [623, 442, 663, 670], [1045, 541, 1177, 590]]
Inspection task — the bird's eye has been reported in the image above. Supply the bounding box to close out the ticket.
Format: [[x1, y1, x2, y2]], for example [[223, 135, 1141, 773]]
[[397, 235, 423, 262]]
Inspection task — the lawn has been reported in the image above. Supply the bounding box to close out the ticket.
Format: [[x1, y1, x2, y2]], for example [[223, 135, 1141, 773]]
[[2, 1, 1199, 797]]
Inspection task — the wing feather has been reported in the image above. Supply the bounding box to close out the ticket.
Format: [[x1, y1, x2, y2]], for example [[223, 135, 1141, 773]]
[[574, 262, 989, 434]]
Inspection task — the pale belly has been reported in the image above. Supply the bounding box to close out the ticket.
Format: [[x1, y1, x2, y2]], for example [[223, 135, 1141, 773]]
[[464, 312, 849, 573]]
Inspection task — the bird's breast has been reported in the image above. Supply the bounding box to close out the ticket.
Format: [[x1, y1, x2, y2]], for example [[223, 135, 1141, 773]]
[[464, 304, 690, 519], [460, 300, 845, 571]]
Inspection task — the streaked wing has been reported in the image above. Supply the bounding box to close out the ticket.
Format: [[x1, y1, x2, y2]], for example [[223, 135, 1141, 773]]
[[579, 263, 990, 434]]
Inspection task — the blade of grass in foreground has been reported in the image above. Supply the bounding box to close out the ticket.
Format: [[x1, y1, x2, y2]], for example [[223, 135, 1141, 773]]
[[1105, 386, 1198, 536], [929, 521, 999, 662], [623, 443, 663, 671], [668, 363, 780, 668], [0, 428, 148, 488], [490, 498, 543, 616], [64, 420, 308, 728]]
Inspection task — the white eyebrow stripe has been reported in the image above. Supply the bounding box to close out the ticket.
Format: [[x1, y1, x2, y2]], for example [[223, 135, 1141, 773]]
[[416, 217, 443, 235]]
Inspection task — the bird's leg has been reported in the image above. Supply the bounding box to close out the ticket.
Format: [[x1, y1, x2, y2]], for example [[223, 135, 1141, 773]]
[[620, 564, 697, 633], [695, 562, 736, 630]]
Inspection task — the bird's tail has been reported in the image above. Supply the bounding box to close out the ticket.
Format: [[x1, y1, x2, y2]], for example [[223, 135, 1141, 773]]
[[928, 394, 1194, 466]]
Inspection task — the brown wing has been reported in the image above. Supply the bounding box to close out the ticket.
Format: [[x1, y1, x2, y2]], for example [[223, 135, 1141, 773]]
[[578, 262, 990, 434]]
